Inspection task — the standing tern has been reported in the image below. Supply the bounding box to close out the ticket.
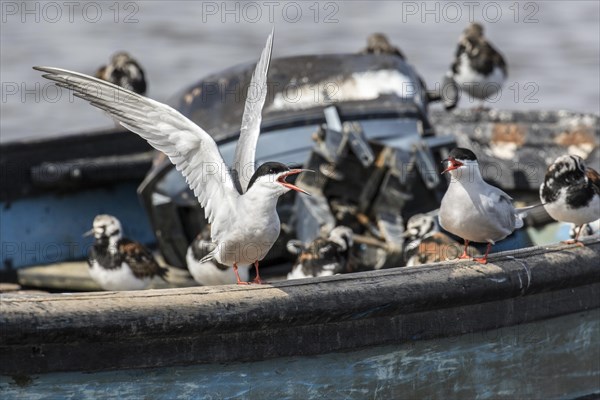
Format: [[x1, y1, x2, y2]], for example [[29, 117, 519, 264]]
[[36, 30, 310, 284], [540, 154, 600, 245], [85, 214, 168, 291], [438, 148, 525, 264]]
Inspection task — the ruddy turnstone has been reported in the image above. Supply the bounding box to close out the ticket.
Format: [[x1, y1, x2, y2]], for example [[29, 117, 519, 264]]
[[448, 22, 507, 107], [540, 154, 600, 245], [186, 229, 250, 285], [361, 33, 405, 59], [360, 32, 458, 109], [95, 51, 147, 95], [36, 30, 311, 285], [85, 214, 168, 291], [286, 226, 353, 279], [403, 213, 478, 266], [403, 213, 438, 244], [438, 148, 526, 264]]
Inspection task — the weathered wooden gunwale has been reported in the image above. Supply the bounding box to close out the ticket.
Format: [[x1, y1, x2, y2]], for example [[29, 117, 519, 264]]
[[1, 239, 599, 375]]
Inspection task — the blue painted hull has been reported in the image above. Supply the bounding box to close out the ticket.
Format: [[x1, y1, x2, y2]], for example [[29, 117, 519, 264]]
[[1, 182, 154, 270]]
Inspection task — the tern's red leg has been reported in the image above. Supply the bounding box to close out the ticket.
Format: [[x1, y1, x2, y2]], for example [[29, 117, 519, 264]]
[[458, 240, 471, 259], [252, 260, 267, 284], [473, 243, 492, 264], [562, 225, 585, 247], [233, 263, 249, 285]]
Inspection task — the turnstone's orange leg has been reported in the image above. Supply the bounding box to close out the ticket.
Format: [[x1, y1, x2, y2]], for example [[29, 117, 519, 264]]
[[473, 243, 492, 264], [562, 225, 585, 247], [252, 260, 267, 284], [233, 263, 249, 285], [458, 240, 471, 259]]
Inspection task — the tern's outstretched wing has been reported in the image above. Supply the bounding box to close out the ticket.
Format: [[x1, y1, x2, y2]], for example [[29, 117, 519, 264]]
[[34, 66, 239, 225], [232, 29, 274, 193]]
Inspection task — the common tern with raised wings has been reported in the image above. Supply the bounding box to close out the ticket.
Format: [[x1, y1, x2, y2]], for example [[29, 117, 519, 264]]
[[37, 30, 310, 284]]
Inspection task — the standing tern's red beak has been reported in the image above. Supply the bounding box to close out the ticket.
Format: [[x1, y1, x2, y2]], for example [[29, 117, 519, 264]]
[[441, 157, 464, 175], [278, 169, 312, 195]]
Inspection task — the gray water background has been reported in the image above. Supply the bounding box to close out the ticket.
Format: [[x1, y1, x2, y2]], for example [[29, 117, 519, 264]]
[[1, 1, 599, 143]]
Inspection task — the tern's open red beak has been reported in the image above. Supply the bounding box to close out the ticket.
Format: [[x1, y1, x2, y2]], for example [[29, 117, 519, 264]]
[[278, 169, 312, 195], [441, 157, 464, 175]]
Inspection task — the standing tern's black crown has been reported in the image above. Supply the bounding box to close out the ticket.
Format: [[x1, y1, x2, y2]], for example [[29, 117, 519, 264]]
[[448, 148, 478, 161], [247, 162, 290, 190]]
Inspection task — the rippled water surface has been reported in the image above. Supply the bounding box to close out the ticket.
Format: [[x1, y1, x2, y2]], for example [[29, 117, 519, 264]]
[[1, 1, 598, 142]]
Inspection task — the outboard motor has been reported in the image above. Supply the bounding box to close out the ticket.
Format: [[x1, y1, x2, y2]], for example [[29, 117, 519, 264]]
[[293, 106, 455, 270]]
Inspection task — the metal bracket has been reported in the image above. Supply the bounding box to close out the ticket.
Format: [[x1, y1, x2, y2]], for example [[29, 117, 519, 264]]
[[344, 122, 375, 167], [322, 106, 374, 167], [414, 142, 440, 190]]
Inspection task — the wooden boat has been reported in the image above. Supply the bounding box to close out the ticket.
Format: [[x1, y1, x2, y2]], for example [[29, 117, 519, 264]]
[[1, 53, 598, 398], [1, 241, 598, 398]]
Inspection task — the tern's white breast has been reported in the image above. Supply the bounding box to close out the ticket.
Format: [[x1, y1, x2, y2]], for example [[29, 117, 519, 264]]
[[211, 192, 281, 266]]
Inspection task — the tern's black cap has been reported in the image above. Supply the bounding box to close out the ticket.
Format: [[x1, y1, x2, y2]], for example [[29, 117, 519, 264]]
[[448, 148, 478, 161], [247, 162, 290, 189]]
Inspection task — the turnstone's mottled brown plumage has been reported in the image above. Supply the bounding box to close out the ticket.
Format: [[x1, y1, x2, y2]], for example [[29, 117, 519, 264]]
[[287, 226, 353, 279]]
